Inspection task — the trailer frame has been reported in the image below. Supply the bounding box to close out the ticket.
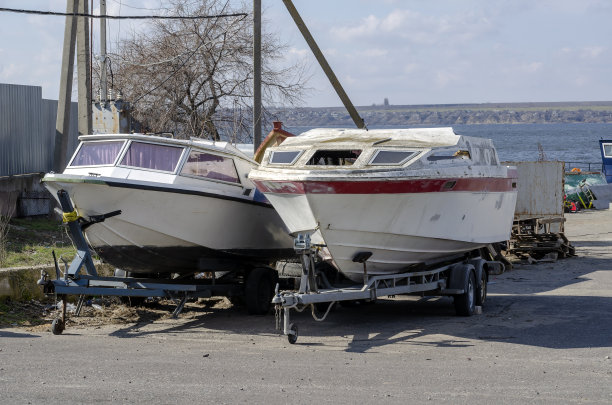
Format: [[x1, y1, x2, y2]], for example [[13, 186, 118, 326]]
[[40, 189, 280, 334], [272, 234, 499, 344]]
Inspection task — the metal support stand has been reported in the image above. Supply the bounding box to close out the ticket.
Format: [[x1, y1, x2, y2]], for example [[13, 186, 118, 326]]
[[75, 295, 85, 316], [171, 295, 188, 318], [46, 189, 244, 334], [57, 189, 99, 277]]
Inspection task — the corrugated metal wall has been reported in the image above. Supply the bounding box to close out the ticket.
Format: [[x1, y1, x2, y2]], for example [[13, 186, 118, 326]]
[[0, 83, 79, 177]]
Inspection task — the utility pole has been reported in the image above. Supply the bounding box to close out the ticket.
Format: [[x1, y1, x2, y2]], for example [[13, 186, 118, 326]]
[[253, 0, 262, 149], [100, 0, 108, 103], [54, 0, 78, 172], [282, 0, 365, 129], [77, 0, 92, 136]]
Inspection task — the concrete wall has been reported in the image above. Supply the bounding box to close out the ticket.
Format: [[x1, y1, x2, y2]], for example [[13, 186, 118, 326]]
[[0, 173, 51, 217]]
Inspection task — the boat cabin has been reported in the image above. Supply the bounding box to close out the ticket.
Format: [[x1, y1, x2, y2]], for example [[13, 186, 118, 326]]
[[599, 140, 612, 183], [64, 134, 257, 193], [261, 127, 500, 172]]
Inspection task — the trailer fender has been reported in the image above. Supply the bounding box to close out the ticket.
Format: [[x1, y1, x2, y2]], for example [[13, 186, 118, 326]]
[[447, 263, 475, 292]]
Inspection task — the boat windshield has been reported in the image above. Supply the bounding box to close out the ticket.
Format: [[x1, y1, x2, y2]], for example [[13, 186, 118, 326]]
[[120, 141, 183, 172], [180, 150, 240, 183], [603, 143, 612, 157], [70, 141, 124, 166], [307, 150, 362, 166], [270, 150, 303, 165], [369, 150, 418, 165]]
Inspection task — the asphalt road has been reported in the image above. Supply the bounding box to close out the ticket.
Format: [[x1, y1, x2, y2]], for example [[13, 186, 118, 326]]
[[1, 210, 611, 404]]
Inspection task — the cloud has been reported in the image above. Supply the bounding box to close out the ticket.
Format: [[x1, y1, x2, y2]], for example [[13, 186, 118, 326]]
[[330, 8, 494, 48], [288, 47, 310, 58], [356, 48, 388, 58], [520, 62, 543, 73], [0, 63, 23, 80], [581, 46, 605, 59], [330, 15, 379, 41], [434, 70, 459, 88], [403, 63, 418, 74]]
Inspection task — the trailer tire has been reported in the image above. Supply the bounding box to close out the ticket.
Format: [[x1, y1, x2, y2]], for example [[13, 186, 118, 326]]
[[245, 267, 278, 315], [476, 269, 487, 307], [454, 270, 476, 316]]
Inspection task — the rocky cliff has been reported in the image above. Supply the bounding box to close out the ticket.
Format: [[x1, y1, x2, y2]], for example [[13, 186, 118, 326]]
[[270, 102, 612, 126]]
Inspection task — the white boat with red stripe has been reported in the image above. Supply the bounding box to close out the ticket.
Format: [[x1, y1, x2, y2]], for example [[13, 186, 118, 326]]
[[250, 127, 518, 282]]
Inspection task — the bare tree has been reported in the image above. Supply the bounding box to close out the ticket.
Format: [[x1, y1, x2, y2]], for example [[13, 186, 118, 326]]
[[108, 0, 308, 141]]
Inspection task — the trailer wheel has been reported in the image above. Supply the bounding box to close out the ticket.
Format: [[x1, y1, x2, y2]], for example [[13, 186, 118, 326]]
[[454, 270, 476, 316], [51, 318, 64, 335], [287, 323, 298, 344], [476, 269, 487, 307], [245, 267, 278, 315]]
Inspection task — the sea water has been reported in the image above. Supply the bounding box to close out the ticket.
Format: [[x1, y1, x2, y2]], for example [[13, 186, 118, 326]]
[[285, 123, 612, 169]]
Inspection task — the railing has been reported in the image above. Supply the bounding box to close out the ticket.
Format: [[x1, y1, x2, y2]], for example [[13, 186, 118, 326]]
[[564, 162, 603, 172]]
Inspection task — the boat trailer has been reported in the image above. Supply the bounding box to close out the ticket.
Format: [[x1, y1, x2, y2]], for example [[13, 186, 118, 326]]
[[38, 190, 250, 335], [272, 235, 501, 344]]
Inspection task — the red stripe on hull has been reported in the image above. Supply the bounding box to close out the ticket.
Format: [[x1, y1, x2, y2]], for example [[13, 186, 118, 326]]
[[253, 177, 516, 195]]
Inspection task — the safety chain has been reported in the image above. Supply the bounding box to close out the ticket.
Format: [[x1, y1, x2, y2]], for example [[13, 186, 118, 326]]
[[274, 304, 282, 332]]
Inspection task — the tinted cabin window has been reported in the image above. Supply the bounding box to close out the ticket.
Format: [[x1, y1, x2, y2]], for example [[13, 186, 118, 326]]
[[70, 141, 124, 166], [307, 150, 362, 166], [370, 150, 417, 165], [604, 144, 612, 158], [270, 150, 302, 165], [120, 142, 183, 172], [180, 151, 239, 183]]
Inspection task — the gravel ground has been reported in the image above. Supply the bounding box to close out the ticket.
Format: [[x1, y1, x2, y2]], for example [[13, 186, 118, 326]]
[[0, 210, 611, 404]]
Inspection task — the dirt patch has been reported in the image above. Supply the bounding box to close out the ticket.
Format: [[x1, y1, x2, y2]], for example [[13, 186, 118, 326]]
[[1, 296, 237, 333]]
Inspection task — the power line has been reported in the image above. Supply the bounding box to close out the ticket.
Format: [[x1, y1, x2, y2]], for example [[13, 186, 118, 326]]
[[0, 7, 247, 20]]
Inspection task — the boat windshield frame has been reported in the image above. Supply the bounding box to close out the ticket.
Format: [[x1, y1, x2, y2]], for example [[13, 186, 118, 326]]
[[269, 150, 304, 166], [117, 139, 186, 174], [602, 142, 612, 158], [68, 140, 127, 168]]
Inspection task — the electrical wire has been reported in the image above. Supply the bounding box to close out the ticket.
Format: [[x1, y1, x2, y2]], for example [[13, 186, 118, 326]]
[[0, 7, 247, 20]]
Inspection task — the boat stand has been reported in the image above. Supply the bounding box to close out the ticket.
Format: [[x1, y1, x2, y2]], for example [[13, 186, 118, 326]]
[[42, 189, 242, 334]]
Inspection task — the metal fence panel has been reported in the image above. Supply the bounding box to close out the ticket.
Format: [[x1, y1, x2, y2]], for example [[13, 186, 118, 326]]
[[0, 83, 79, 177]]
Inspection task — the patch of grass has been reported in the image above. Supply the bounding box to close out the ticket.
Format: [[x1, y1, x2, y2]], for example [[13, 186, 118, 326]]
[[2, 217, 76, 268], [10, 217, 65, 232]]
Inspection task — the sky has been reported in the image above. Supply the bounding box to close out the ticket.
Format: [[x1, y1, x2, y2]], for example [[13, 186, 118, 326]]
[[1, 0, 611, 107]]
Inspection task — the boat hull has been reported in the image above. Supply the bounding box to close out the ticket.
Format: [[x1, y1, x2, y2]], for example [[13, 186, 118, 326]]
[[44, 175, 295, 274], [255, 177, 517, 282]]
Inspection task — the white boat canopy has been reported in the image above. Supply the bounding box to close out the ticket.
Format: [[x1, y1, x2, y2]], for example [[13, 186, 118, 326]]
[[280, 127, 461, 148]]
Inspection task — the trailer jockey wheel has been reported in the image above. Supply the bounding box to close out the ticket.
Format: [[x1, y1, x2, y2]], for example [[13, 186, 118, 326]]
[[51, 318, 65, 335], [287, 323, 298, 344]]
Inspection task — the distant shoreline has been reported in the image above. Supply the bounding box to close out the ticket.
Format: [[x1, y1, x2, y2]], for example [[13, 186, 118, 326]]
[[270, 101, 612, 126]]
